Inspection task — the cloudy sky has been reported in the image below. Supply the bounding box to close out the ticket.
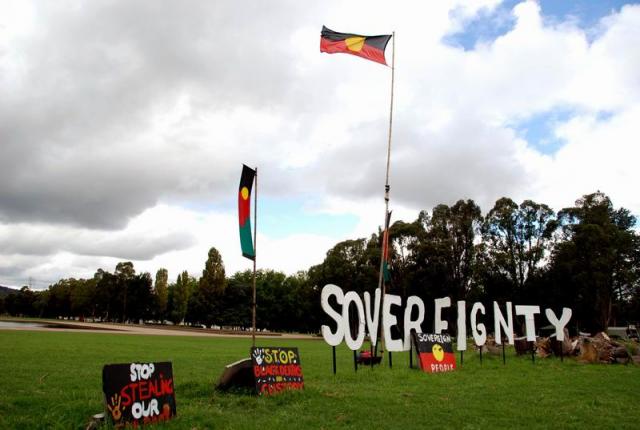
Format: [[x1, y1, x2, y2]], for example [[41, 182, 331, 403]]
[[1, 0, 639, 288]]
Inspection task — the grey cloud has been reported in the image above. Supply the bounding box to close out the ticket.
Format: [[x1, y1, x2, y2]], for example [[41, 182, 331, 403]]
[[0, 224, 196, 260], [76, 232, 196, 260], [0, 1, 315, 228], [313, 113, 529, 213]]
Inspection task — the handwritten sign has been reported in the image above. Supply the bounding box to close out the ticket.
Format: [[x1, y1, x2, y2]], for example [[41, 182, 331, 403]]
[[413, 333, 456, 373], [251, 347, 304, 395], [102, 362, 176, 426]]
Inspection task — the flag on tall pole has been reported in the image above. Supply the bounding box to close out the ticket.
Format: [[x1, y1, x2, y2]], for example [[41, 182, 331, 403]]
[[238, 165, 256, 260], [320, 26, 396, 357], [238, 164, 258, 347], [320, 26, 392, 66]]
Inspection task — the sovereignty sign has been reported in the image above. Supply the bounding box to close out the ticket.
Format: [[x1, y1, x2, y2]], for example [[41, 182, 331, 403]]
[[251, 347, 304, 395], [414, 333, 457, 373], [102, 362, 176, 426]]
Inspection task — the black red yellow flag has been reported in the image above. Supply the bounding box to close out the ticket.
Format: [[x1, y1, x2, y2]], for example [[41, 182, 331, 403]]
[[413, 333, 457, 374], [320, 26, 392, 66], [238, 164, 256, 260]]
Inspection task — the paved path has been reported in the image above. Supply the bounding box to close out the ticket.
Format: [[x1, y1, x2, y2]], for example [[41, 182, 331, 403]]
[[0, 319, 319, 340]]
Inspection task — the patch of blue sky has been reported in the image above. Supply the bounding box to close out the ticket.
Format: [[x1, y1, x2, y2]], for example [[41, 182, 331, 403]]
[[511, 108, 574, 155], [444, 0, 631, 50], [443, 2, 517, 51], [539, 0, 630, 27], [169, 196, 357, 238], [259, 197, 358, 240], [596, 110, 615, 122], [510, 107, 616, 155]]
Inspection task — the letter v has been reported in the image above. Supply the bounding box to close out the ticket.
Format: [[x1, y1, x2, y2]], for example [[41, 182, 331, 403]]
[[364, 288, 381, 347]]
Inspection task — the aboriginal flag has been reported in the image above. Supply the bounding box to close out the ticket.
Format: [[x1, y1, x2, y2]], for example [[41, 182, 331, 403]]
[[413, 333, 457, 373], [238, 164, 256, 260], [320, 26, 392, 66]]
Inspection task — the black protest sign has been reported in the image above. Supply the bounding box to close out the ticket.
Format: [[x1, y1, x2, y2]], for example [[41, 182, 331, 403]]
[[102, 362, 176, 426], [413, 333, 457, 373], [251, 347, 304, 395]]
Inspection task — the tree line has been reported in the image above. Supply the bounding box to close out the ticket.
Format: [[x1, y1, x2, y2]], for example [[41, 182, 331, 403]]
[[1, 191, 639, 334]]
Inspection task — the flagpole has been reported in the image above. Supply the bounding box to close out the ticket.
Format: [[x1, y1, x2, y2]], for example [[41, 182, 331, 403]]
[[252, 167, 258, 348], [377, 31, 395, 357]]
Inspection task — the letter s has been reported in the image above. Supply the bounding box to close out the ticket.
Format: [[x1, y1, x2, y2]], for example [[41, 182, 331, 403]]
[[321, 284, 345, 346]]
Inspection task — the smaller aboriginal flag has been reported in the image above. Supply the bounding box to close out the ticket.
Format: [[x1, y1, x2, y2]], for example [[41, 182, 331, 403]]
[[238, 164, 256, 260], [382, 211, 392, 283], [413, 333, 457, 374], [320, 26, 392, 66]]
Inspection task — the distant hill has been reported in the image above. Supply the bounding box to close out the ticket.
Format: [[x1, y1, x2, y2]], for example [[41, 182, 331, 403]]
[[0, 286, 18, 298]]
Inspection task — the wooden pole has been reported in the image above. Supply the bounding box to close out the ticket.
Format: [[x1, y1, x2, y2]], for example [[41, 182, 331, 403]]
[[251, 167, 258, 348], [353, 350, 358, 372], [376, 31, 396, 356]]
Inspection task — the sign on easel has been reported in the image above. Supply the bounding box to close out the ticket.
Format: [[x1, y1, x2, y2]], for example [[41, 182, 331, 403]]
[[251, 347, 304, 395], [102, 362, 176, 426], [413, 333, 456, 373]]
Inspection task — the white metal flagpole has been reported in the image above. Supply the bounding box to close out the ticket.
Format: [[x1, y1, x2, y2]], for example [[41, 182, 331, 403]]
[[377, 31, 395, 357]]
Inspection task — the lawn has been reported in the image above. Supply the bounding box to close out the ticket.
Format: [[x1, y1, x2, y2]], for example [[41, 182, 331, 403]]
[[0, 329, 638, 429]]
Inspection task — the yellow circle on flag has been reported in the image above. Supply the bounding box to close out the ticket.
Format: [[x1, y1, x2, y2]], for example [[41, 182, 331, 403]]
[[345, 36, 365, 52], [241, 187, 249, 200], [432, 344, 444, 362]]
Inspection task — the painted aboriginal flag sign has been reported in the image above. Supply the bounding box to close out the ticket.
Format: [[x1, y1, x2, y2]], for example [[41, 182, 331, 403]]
[[102, 362, 176, 427], [251, 347, 304, 395], [413, 333, 457, 373]]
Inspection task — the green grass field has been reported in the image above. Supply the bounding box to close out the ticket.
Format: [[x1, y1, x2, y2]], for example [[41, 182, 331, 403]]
[[1, 329, 639, 429]]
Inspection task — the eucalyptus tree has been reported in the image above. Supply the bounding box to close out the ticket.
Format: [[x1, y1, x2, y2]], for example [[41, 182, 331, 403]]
[[550, 192, 639, 331], [481, 198, 556, 299], [410, 200, 482, 302], [154, 268, 169, 320]]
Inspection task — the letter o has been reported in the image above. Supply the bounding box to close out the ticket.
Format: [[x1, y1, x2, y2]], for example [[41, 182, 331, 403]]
[[342, 291, 366, 350], [132, 402, 143, 419], [140, 364, 150, 380]]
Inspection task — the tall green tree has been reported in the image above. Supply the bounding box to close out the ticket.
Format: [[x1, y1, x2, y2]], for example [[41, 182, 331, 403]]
[[387, 219, 422, 299], [309, 237, 378, 295], [188, 247, 227, 327], [410, 200, 482, 302], [221, 271, 253, 329], [481, 198, 556, 298], [549, 192, 639, 331], [168, 271, 194, 325], [154, 268, 169, 321], [94, 269, 120, 322], [115, 261, 136, 322], [125, 272, 153, 323]]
